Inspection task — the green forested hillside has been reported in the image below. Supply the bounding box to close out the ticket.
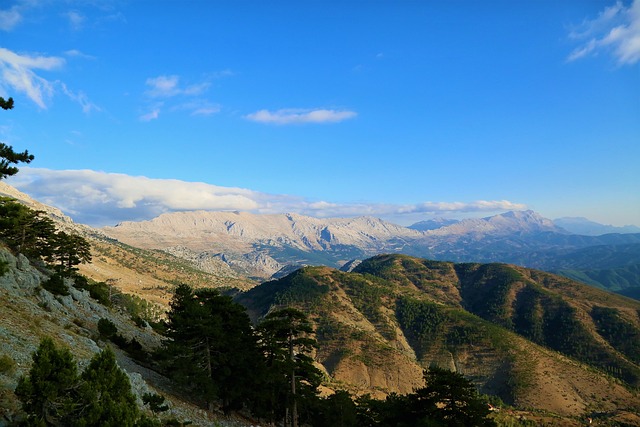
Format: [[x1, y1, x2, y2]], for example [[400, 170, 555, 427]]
[[236, 254, 640, 420]]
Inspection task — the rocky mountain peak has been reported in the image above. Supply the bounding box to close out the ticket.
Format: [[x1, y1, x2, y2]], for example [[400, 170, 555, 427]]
[[426, 210, 564, 236]]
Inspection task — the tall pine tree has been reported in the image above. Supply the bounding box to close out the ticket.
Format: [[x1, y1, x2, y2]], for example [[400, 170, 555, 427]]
[[256, 308, 323, 427], [162, 284, 264, 413]]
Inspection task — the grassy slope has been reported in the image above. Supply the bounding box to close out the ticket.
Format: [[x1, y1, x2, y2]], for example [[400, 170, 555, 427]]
[[77, 236, 256, 307]]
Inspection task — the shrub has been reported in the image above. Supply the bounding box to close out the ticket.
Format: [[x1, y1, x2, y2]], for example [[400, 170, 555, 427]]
[[0, 354, 15, 374], [97, 318, 118, 339], [143, 392, 170, 414], [0, 259, 8, 277], [42, 272, 69, 296], [73, 275, 112, 306]]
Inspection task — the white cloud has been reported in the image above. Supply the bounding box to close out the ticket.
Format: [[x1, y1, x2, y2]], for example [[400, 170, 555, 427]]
[[0, 47, 64, 108], [567, 0, 640, 65], [142, 74, 217, 119], [191, 106, 221, 116], [145, 75, 209, 98], [0, 47, 99, 111], [172, 100, 221, 116], [6, 168, 527, 227], [7, 168, 262, 226], [64, 49, 96, 60], [139, 108, 160, 122], [145, 75, 180, 97], [59, 82, 100, 114], [65, 10, 86, 30], [0, 5, 22, 31], [245, 108, 357, 124]]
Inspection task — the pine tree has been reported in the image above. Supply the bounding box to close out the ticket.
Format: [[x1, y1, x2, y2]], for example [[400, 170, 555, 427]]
[[15, 339, 143, 427], [75, 347, 139, 427], [15, 338, 79, 426], [0, 97, 34, 180], [256, 308, 323, 427], [48, 231, 92, 276], [0, 197, 56, 259], [409, 366, 495, 427], [162, 284, 264, 413]]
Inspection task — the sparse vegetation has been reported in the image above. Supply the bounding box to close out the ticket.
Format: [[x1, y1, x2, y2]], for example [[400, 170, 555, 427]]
[[0, 354, 16, 374]]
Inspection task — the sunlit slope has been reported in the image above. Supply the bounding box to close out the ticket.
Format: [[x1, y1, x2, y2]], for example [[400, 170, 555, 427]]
[[236, 254, 640, 417]]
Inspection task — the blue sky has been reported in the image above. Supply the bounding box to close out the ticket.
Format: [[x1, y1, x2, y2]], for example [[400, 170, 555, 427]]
[[1, 0, 638, 227]]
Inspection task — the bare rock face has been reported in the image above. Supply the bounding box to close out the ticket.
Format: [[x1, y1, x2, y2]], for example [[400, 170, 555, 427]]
[[339, 259, 362, 272], [99, 209, 579, 279], [104, 211, 424, 252], [425, 210, 564, 237], [101, 211, 426, 278]]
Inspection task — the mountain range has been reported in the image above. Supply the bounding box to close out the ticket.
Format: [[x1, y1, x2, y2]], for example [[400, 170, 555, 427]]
[[2, 182, 640, 424], [554, 216, 640, 236], [101, 208, 640, 297], [1, 181, 638, 296]]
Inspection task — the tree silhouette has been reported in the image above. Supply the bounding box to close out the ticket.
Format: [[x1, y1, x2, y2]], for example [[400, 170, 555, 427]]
[[0, 197, 56, 259], [0, 97, 34, 179], [353, 367, 495, 427], [411, 366, 495, 426], [256, 307, 323, 427], [162, 284, 263, 413]]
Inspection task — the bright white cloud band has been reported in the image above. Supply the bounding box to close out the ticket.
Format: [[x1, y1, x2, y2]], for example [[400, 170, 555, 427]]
[[7, 168, 527, 227]]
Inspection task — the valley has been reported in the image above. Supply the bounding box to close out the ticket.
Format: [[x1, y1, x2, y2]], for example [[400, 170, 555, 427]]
[[1, 182, 640, 426]]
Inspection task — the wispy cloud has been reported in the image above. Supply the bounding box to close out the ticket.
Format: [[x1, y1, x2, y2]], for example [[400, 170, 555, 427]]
[[0, 5, 22, 31], [141, 74, 220, 119], [60, 82, 101, 114], [172, 100, 221, 116], [0, 47, 99, 112], [145, 75, 209, 98], [245, 108, 357, 125], [0, 47, 64, 108], [567, 0, 640, 65], [64, 49, 96, 60], [139, 108, 160, 122], [6, 168, 527, 227], [64, 10, 86, 31]]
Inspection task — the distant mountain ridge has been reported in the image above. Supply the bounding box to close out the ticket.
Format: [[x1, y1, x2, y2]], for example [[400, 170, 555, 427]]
[[554, 216, 640, 236], [424, 209, 565, 237], [3, 178, 640, 423], [408, 218, 459, 231], [1, 182, 638, 296], [104, 211, 425, 277], [101, 208, 640, 296]]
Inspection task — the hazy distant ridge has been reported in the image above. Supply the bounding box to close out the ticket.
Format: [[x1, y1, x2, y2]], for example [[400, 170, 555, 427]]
[[554, 217, 640, 236]]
